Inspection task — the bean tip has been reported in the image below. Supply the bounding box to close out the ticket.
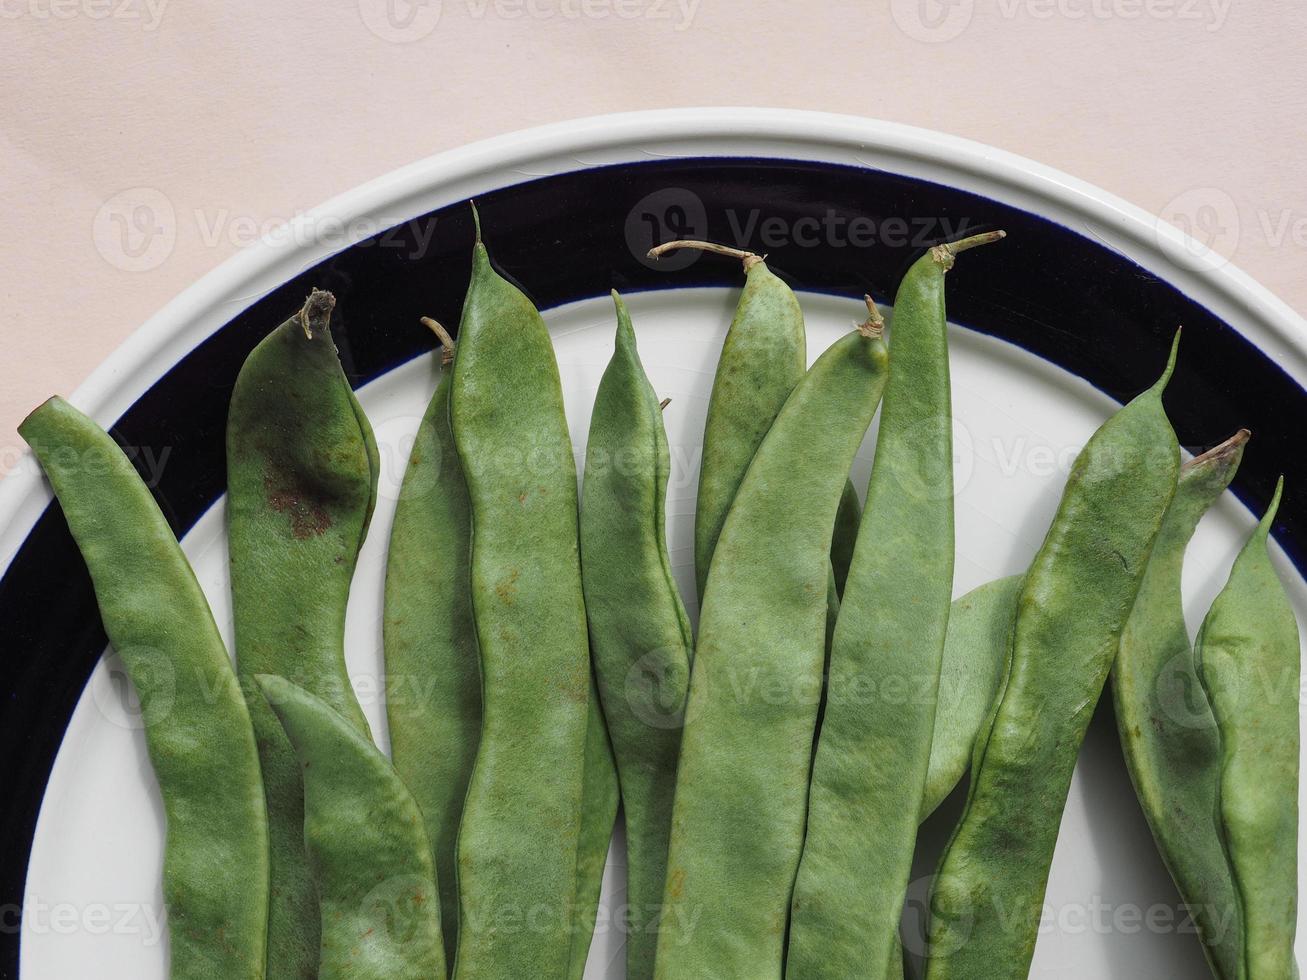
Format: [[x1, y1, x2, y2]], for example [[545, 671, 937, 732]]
[[469, 200, 483, 244]]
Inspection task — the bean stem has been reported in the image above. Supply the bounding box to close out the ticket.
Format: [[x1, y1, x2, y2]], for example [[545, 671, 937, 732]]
[[1185, 428, 1251, 472], [930, 229, 1007, 270], [298, 288, 335, 340], [421, 316, 456, 365], [646, 239, 765, 271], [858, 295, 885, 338]]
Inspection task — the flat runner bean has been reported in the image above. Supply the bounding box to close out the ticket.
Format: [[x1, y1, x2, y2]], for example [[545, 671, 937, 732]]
[[789, 231, 1003, 979], [449, 217, 592, 979], [1112, 430, 1248, 979], [21, 397, 270, 980], [655, 315, 890, 980], [227, 289, 378, 980], [647, 241, 807, 605], [257, 675, 446, 980], [926, 336, 1181, 978], [581, 292, 694, 980], [382, 317, 478, 970], [1197, 479, 1300, 980]]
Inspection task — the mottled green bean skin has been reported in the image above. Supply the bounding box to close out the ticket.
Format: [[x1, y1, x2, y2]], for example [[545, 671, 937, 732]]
[[257, 675, 446, 980], [449, 237, 591, 979], [926, 343, 1180, 978], [656, 327, 890, 980], [921, 575, 1023, 819], [791, 239, 982, 979], [568, 688, 620, 979], [580, 294, 694, 980], [21, 397, 270, 980], [1112, 431, 1247, 979], [382, 340, 478, 970], [694, 257, 805, 602], [1197, 480, 1300, 980], [227, 290, 377, 980]]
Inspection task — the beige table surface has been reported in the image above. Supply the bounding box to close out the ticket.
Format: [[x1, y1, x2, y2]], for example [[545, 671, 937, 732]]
[[2, 0, 1304, 469]]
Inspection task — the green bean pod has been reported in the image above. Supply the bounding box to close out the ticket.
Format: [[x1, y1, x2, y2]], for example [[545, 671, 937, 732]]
[[926, 336, 1181, 978], [567, 687, 620, 978], [790, 231, 1002, 978], [648, 242, 806, 604], [1112, 430, 1248, 979], [654, 319, 890, 980], [448, 223, 592, 979], [21, 397, 269, 980], [1196, 478, 1300, 980], [256, 675, 446, 980], [226, 289, 377, 980], [580, 293, 694, 980], [921, 575, 1023, 819], [382, 317, 478, 969]]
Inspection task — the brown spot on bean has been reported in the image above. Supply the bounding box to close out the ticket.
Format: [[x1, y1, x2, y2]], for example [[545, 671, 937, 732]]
[[264, 473, 333, 539], [667, 868, 685, 899], [494, 568, 521, 604]]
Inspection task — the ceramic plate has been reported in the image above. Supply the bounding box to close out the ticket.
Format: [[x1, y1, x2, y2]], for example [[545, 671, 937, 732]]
[[2, 109, 1304, 978]]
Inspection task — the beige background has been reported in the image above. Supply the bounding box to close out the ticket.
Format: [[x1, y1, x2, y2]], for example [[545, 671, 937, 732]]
[[2, 0, 1304, 466]]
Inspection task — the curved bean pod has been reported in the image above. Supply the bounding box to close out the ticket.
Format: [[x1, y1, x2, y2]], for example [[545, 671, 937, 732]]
[[921, 574, 1023, 819], [20, 396, 269, 980], [1197, 478, 1300, 980], [227, 289, 377, 980], [382, 317, 478, 969], [580, 292, 694, 980], [449, 222, 592, 979], [1112, 429, 1248, 979], [790, 231, 1003, 979], [654, 318, 890, 980], [256, 674, 445, 980], [648, 242, 807, 604], [926, 336, 1181, 978]]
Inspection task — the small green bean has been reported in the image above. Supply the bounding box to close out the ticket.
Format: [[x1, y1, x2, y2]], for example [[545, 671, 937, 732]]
[[1197, 478, 1300, 980], [655, 316, 890, 980], [256, 674, 445, 980], [1112, 429, 1248, 979], [448, 218, 592, 979], [21, 396, 269, 980], [926, 335, 1181, 978], [382, 317, 478, 970], [580, 292, 694, 980], [789, 231, 1003, 979], [227, 289, 378, 980]]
